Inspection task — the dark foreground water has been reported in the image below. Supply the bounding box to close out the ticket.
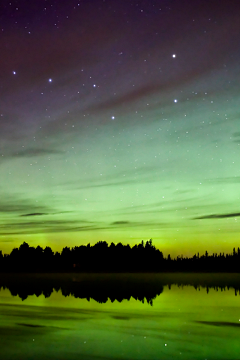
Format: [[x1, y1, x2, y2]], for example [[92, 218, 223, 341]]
[[0, 273, 240, 360]]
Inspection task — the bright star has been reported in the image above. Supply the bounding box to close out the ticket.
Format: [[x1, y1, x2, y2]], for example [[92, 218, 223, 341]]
[[48, 78, 52, 82], [174, 99, 178, 103], [111, 116, 115, 120], [172, 54, 176, 58], [13, 71, 16, 75]]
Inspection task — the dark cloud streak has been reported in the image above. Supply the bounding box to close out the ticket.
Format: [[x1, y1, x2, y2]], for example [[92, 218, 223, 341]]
[[193, 212, 240, 220], [20, 212, 48, 217], [111, 221, 129, 225], [11, 148, 64, 157]]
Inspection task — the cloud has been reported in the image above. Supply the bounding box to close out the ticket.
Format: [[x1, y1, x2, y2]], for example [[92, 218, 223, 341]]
[[86, 41, 240, 116], [74, 179, 140, 190], [0, 198, 51, 215], [4, 219, 92, 228], [20, 213, 48, 217], [0, 219, 104, 236], [63, 165, 161, 191], [232, 132, 240, 137], [0, 193, 109, 236], [195, 321, 240, 328], [88, 82, 163, 112], [193, 212, 240, 220], [0, 195, 71, 218], [0, 226, 108, 236], [111, 221, 130, 225], [206, 177, 240, 184], [110, 220, 166, 229], [11, 148, 63, 157], [0, 215, 167, 236]]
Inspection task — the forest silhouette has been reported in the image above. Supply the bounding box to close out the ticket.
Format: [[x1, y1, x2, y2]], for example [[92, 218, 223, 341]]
[[0, 239, 240, 273]]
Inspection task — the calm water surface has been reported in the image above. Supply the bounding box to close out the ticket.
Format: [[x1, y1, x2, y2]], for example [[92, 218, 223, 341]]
[[0, 273, 240, 360]]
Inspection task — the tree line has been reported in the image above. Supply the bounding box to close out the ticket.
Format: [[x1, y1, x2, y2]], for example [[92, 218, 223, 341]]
[[0, 239, 240, 272]]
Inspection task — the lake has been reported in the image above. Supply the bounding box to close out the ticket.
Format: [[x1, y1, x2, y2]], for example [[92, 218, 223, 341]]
[[0, 273, 240, 360]]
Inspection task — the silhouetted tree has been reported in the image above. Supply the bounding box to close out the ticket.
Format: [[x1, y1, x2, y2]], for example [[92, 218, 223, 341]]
[[2, 240, 240, 273]]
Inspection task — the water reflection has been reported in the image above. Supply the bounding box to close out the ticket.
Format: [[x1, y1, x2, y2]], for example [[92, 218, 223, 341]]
[[1, 274, 240, 360], [0, 274, 163, 304], [1, 273, 240, 303]]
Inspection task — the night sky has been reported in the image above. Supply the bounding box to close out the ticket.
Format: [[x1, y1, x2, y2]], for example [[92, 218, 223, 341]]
[[1, 0, 240, 257]]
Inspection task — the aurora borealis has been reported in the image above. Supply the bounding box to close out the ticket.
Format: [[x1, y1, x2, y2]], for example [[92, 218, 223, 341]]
[[0, 0, 240, 257]]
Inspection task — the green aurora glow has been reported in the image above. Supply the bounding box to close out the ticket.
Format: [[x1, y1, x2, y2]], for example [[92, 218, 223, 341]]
[[0, 1, 240, 257]]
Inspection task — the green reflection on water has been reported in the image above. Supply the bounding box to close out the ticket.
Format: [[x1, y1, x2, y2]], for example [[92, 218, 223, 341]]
[[0, 276, 240, 360]]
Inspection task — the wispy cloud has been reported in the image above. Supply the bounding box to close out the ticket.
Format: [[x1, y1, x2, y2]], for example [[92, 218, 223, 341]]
[[193, 212, 240, 220], [0, 215, 167, 236], [232, 132, 240, 137], [110, 220, 166, 229], [63, 165, 162, 191], [111, 221, 130, 225], [0, 147, 63, 167], [206, 177, 240, 184], [0, 218, 102, 236], [11, 148, 63, 157], [20, 212, 48, 217], [0, 197, 51, 215], [87, 82, 164, 112]]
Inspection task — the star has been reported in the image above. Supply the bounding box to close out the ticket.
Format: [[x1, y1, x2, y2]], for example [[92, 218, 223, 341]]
[[48, 78, 52, 82], [172, 54, 176, 58], [13, 71, 16, 75]]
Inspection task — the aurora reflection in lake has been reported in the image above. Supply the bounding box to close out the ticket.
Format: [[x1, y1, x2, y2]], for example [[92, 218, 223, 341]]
[[0, 273, 240, 360]]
